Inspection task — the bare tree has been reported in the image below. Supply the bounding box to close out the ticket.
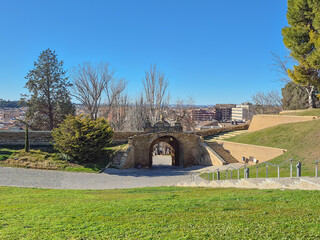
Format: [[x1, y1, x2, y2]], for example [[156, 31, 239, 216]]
[[107, 89, 129, 131], [125, 93, 148, 131], [99, 77, 128, 131], [270, 52, 293, 83], [71, 62, 114, 120], [173, 97, 195, 131], [252, 91, 282, 114], [143, 64, 170, 123]]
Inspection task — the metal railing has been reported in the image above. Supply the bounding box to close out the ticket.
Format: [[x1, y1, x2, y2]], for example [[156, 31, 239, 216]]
[[223, 165, 248, 180], [255, 159, 302, 178], [190, 158, 315, 183], [191, 165, 248, 183], [314, 159, 320, 178]]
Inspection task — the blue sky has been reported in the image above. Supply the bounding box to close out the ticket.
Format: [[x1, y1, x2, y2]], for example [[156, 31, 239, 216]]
[[0, 0, 288, 105]]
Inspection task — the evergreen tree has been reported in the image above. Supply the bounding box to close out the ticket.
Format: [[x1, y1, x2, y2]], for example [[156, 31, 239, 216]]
[[52, 115, 113, 163], [24, 49, 75, 130], [282, 0, 320, 108]]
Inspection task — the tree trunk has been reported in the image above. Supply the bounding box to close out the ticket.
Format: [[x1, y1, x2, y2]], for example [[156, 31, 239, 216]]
[[25, 125, 30, 152], [305, 85, 316, 109], [48, 103, 54, 130]]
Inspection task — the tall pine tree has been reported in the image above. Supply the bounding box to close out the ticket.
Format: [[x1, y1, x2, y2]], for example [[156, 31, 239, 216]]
[[24, 49, 74, 130], [282, 0, 320, 108]]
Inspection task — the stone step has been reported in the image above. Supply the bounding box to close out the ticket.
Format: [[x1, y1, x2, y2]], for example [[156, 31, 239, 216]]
[[109, 151, 127, 168], [206, 142, 238, 164]]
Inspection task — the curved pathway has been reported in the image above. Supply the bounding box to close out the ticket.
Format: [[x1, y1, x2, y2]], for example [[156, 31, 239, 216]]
[[0, 166, 191, 189], [0, 156, 243, 190]]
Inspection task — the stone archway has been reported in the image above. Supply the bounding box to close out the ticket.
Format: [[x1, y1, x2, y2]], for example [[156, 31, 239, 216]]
[[118, 118, 219, 169], [148, 136, 180, 168]]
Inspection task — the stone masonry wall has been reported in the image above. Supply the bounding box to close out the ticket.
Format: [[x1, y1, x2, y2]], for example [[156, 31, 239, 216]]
[[129, 132, 204, 168], [0, 125, 249, 146], [216, 140, 286, 165], [0, 131, 143, 146], [248, 115, 317, 132], [0, 131, 52, 146], [194, 124, 249, 137]]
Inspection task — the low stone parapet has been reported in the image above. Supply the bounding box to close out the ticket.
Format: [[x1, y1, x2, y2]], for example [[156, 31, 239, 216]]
[[195, 124, 249, 137], [215, 140, 286, 165], [248, 114, 317, 132]]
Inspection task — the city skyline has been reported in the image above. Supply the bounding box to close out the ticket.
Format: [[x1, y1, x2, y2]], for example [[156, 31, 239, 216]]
[[0, 0, 288, 104]]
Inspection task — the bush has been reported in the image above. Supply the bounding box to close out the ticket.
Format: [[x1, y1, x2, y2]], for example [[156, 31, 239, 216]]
[[52, 115, 113, 163]]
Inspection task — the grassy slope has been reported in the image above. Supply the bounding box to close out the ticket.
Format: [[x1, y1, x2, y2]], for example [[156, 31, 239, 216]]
[[0, 147, 17, 161], [280, 108, 320, 116], [225, 120, 320, 176], [0, 144, 126, 173], [0, 187, 319, 239]]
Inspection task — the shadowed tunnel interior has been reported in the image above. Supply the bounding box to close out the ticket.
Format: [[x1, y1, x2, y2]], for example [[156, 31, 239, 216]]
[[149, 136, 180, 168]]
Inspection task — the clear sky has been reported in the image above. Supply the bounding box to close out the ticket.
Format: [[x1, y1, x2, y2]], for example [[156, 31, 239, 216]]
[[0, 0, 288, 105]]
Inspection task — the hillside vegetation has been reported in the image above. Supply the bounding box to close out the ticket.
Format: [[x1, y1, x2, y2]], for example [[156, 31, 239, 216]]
[[0, 144, 126, 173], [226, 119, 320, 175]]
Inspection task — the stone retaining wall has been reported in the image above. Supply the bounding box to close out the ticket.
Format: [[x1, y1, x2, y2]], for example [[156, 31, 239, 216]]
[[248, 115, 317, 132], [194, 124, 249, 137], [0, 125, 250, 146], [0, 131, 144, 146], [216, 140, 286, 165], [0, 131, 52, 146]]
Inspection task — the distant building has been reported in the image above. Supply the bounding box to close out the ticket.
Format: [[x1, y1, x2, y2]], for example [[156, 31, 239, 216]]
[[0, 108, 21, 122], [195, 120, 219, 130], [232, 103, 255, 122], [191, 109, 216, 122], [8, 125, 23, 131], [215, 104, 236, 121]]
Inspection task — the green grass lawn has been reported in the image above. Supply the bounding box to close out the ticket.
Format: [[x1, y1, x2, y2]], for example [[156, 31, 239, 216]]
[[222, 120, 320, 178], [0, 143, 126, 173], [0, 187, 319, 239]]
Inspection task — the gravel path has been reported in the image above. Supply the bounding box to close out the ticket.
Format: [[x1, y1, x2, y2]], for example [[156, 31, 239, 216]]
[[0, 156, 244, 190]]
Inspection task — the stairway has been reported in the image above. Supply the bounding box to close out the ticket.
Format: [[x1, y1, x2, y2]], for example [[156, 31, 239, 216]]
[[109, 147, 131, 169], [204, 130, 248, 141], [206, 142, 238, 164]]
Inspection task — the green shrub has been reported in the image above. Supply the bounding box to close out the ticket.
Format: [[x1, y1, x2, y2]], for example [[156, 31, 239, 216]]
[[52, 115, 113, 163], [0, 155, 9, 161]]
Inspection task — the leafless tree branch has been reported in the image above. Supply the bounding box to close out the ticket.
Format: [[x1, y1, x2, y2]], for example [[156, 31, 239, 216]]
[[71, 62, 114, 120], [143, 64, 169, 123]]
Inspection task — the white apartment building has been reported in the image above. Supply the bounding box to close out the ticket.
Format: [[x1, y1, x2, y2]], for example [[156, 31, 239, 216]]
[[232, 104, 254, 122]]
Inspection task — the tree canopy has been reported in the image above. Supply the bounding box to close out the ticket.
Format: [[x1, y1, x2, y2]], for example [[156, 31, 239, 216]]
[[24, 49, 74, 130], [282, 0, 320, 108]]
